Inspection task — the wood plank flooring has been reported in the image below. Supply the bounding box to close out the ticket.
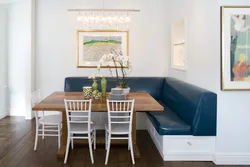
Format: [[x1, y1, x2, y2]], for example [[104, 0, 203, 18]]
[[0, 116, 248, 167]]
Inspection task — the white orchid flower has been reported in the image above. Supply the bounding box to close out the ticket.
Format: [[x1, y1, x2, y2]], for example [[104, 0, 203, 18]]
[[88, 73, 96, 79]]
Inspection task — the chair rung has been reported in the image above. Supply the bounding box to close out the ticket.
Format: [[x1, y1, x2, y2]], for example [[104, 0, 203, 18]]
[[111, 121, 130, 124], [38, 134, 59, 137], [111, 137, 129, 140], [69, 121, 88, 123], [69, 111, 89, 113], [110, 111, 131, 113], [71, 137, 89, 139], [110, 116, 130, 118], [69, 116, 88, 118], [38, 129, 59, 132], [44, 125, 58, 127]]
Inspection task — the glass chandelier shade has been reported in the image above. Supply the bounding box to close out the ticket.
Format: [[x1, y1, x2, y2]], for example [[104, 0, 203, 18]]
[[75, 12, 132, 29]]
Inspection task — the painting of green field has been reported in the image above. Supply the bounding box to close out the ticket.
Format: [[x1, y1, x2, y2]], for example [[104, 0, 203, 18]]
[[83, 36, 122, 62]]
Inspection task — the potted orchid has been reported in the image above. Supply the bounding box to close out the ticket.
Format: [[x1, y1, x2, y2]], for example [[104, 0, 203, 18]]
[[97, 48, 132, 94]]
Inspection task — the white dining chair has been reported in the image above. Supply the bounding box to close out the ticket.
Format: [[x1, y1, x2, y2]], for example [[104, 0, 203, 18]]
[[105, 99, 135, 165], [64, 99, 96, 164], [31, 89, 62, 151]]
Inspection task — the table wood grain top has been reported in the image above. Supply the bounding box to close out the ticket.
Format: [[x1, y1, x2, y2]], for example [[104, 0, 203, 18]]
[[32, 92, 164, 112]]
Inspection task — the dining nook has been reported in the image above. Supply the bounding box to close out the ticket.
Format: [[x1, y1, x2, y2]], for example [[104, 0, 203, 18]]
[[1, 0, 250, 166], [32, 90, 164, 162]]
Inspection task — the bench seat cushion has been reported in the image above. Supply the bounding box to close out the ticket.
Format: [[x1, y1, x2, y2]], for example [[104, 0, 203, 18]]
[[147, 102, 192, 135]]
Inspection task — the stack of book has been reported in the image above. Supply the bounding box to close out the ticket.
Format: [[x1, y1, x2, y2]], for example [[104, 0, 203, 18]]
[[109, 88, 126, 100]]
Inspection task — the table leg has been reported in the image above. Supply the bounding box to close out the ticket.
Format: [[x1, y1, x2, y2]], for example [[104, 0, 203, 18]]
[[57, 112, 67, 158], [132, 110, 140, 158]]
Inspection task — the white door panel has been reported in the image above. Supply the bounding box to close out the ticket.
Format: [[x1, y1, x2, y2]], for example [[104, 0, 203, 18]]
[[0, 7, 8, 119]]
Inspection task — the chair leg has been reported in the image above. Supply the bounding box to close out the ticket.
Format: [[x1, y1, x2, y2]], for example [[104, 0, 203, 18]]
[[71, 138, 74, 149], [88, 137, 94, 164], [58, 125, 61, 149], [34, 124, 38, 151], [64, 136, 71, 164], [42, 124, 44, 140], [105, 130, 107, 150], [105, 130, 109, 150], [128, 139, 130, 150], [129, 135, 135, 164], [105, 135, 111, 165], [94, 129, 96, 150]]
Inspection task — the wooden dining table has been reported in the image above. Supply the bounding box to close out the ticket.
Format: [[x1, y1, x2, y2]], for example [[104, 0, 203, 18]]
[[32, 91, 164, 158]]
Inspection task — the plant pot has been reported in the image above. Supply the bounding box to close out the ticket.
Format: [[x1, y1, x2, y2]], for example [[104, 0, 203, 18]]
[[122, 87, 130, 95]]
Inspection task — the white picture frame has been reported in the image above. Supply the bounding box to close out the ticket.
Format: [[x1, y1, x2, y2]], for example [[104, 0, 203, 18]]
[[171, 18, 187, 71]]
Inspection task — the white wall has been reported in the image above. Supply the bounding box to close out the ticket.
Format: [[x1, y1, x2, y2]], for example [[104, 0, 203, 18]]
[[0, 5, 8, 119], [36, 0, 168, 129], [8, 0, 34, 118], [167, 0, 250, 164]]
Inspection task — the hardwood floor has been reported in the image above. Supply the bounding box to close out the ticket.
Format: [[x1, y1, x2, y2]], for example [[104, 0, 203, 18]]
[[0, 116, 247, 167]]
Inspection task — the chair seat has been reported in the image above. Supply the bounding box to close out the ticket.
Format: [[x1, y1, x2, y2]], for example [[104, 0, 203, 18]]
[[70, 123, 95, 134], [105, 123, 130, 134], [39, 115, 62, 125]]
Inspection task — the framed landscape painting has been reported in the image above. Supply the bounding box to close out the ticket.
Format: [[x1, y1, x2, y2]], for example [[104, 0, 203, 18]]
[[76, 30, 129, 68], [221, 6, 250, 90]]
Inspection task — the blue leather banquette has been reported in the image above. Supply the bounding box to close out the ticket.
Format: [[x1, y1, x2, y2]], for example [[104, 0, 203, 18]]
[[64, 77, 217, 136]]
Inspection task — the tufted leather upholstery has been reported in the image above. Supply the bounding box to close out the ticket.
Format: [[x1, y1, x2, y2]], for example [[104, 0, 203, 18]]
[[64, 77, 217, 136]]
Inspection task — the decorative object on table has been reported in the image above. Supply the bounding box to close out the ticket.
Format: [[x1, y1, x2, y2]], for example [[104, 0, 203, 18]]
[[111, 88, 124, 94], [83, 86, 92, 98], [92, 78, 98, 91], [101, 76, 107, 97], [92, 90, 102, 100], [109, 88, 126, 100], [76, 30, 129, 68], [171, 18, 187, 71], [221, 6, 250, 90], [97, 48, 132, 94], [122, 87, 130, 95]]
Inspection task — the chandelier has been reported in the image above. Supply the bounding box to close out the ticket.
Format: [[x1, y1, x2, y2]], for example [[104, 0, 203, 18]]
[[67, 1, 140, 29]]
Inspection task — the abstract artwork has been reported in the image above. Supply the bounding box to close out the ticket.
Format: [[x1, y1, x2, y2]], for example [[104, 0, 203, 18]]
[[76, 30, 128, 68], [221, 6, 250, 90]]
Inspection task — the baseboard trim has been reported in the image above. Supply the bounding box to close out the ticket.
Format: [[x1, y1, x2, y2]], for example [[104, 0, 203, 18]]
[[0, 112, 7, 120], [214, 153, 250, 165], [8, 107, 25, 116]]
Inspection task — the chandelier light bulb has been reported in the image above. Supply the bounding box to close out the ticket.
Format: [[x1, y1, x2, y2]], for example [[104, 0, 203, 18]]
[[118, 16, 124, 23], [112, 16, 117, 21], [125, 16, 131, 22], [101, 16, 106, 22], [95, 16, 100, 23], [83, 16, 89, 22], [77, 15, 82, 21]]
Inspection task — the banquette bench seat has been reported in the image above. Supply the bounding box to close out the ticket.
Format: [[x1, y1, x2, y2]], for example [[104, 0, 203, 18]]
[[64, 77, 217, 161]]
